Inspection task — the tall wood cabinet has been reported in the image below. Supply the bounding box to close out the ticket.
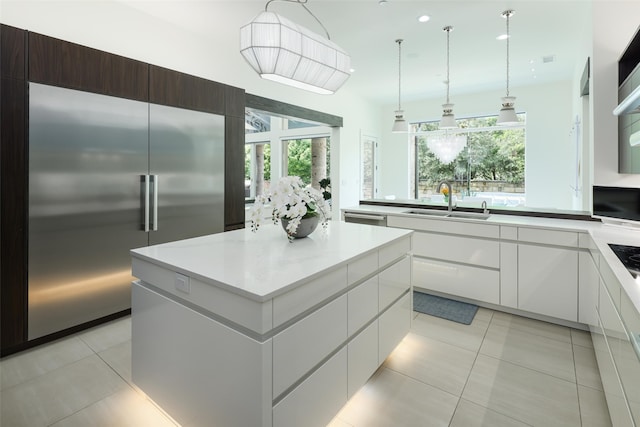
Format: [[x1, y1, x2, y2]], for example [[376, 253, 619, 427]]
[[1, 24, 28, 352], [0, 24, 246, 356]]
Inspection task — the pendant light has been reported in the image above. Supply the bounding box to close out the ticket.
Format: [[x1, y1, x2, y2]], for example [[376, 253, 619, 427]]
[[392, 39, 408, 133], [240, 0, 351, 95], [439, 26, 457, 129], [497, 10, 519, 125]]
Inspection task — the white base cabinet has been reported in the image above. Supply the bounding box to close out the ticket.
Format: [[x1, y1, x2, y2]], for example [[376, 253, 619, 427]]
[[407, 225, 501, 305], [579, 249, 600, 326], [389, 214, 584, 324], [597, 274, 640, 426], [518, 244, 578, 322], [595, 280, 635, 427]]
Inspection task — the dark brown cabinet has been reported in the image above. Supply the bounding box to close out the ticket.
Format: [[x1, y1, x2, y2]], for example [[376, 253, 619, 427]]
[[1, 24, 28, 352], [28, 32, 149, 101], [1, 24, 27, 80], [150, 65, 225, 114], [225, 116, 246, 230]]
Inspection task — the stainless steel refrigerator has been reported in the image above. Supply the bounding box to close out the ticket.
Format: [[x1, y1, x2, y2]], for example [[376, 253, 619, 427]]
[[28, 83, 224, 340]]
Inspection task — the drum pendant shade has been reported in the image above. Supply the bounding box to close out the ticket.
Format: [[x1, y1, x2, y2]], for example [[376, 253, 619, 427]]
[[240, 11, 351, 95]]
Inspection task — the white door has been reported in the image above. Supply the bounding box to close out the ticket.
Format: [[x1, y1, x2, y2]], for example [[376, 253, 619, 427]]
[[361, 134, 378, 200]]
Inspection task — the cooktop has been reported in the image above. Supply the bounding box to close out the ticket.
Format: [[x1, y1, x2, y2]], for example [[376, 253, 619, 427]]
[[609, 244, 640, 278]]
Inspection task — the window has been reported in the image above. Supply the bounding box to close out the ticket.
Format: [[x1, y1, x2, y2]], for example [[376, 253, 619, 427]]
[[283, 137, 330, 188], [361, 136, 377, 200], [412, 114, 525, 206], [245, 108, 332, 202], [245, 142, 271, 200]]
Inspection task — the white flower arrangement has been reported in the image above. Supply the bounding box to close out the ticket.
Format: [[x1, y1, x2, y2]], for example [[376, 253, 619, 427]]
[[249, 176, 331, 237]]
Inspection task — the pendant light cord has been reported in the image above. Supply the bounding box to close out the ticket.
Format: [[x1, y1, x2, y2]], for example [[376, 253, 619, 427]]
[[396, 39, 403, 111], [265, 0, 331, 40], [444, 26, 452, 104], [503, 10, 513, 97]]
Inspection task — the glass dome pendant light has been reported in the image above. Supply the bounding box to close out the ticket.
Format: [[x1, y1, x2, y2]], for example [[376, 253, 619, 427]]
[[439, 26, 457, 129], [392, 39, 408, 133], [497, 10, 519, 125]]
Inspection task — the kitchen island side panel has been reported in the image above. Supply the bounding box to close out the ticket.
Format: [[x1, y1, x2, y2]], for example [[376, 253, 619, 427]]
[[132, 282, 272, 427]]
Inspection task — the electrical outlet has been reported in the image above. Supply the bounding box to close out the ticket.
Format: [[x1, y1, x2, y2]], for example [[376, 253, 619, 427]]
[[175, 273, 190, 294]]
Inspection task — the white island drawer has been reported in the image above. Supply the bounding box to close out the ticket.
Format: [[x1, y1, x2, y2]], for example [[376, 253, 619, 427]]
[[273, 294, 347, 398], [379, 236, 411, 267], [273, 267, 347, 327], [379, 256, 411, 311], [348, 276, 379, 336], [273, 347, 347, 427], [348, 320, 379, 398], [379, 292, 411, 362], [348, 251, 378, 285]]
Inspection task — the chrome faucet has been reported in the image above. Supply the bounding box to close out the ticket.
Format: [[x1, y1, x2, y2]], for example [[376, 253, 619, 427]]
[[436, 180, 455, 213], [481, 200, 489, 215]]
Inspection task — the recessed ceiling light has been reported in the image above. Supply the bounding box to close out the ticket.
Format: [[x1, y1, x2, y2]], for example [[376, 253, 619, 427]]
[[496, 34, 509, 40], [378, 0, 388, 5], [349, 68, 355, 73], [418, 15, 430, 23]]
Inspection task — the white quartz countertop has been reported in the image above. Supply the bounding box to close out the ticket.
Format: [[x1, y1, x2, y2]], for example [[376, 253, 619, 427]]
[[131, 220, 412, 302], [343, 204, 640, 314]]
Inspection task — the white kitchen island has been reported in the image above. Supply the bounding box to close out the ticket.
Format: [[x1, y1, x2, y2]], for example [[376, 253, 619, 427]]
[[130, 221, 413, 427]]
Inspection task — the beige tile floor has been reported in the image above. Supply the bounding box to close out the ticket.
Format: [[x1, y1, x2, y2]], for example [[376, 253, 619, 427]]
[[0, 308, 612, 427]]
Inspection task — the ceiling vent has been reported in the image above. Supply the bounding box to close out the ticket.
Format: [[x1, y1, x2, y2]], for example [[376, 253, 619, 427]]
[[542, 55, 556, 64]]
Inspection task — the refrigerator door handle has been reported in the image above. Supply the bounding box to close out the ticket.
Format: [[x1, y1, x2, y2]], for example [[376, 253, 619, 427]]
[[141, 175, 150, 232], [150, 175, 158, 231]]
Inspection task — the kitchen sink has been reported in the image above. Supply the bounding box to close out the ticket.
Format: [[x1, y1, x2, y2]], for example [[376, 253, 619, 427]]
[[404, 209, 491, 220]]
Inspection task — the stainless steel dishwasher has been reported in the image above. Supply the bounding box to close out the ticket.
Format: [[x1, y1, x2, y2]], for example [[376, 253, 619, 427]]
[[343, 211, 387, 226]]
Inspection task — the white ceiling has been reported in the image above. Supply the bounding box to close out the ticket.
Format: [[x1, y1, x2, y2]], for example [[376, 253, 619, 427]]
[[121, 0, 592, 105]]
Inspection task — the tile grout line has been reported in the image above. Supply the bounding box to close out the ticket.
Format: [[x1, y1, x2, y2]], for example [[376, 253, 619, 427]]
[[0, 349, 99, 394], [454, 311, 543, 427], [44, 321, 137, 427], [571, 333, 585, 427], [0, 334, 97, 392], [491, 311, 574, 344], [411, 311, 493, 353], [480, 352, 583, 386], [449, 310, 494, 426], [482, 317, 581, 384], [468, 313, 581, 425]]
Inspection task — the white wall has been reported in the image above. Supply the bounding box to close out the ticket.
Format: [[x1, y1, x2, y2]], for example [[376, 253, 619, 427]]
[[570, 0, 593, 212], [1, 0, 381, 214], [591, 0, 640, 189], [379, 81, 576, 210]]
